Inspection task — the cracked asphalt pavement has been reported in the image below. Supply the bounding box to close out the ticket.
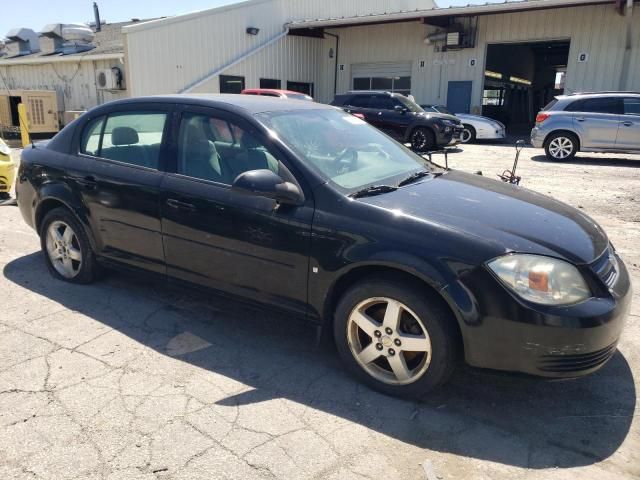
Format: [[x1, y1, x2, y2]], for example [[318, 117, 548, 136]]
[[0, 145, 639, 479]]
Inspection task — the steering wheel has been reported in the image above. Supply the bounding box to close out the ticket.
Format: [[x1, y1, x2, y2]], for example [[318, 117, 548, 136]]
[[333, 148, 358, 174]]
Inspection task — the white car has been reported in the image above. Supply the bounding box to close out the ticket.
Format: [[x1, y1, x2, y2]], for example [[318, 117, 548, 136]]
[[421, 105, 506, 143]]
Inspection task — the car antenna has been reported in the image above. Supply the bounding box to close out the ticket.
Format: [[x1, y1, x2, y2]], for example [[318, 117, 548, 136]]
[[0, 70, 36, 149]]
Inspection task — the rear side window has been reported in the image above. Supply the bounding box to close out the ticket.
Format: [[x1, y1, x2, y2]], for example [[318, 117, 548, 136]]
[[80, 116, 104, 156], [369, 95, 398, 110], [348, 96, 372, 108], [542, 99, 558, 111], [623, 98, 640, 115], [566, 97, 622, 114], [100, 112, 167, 169]]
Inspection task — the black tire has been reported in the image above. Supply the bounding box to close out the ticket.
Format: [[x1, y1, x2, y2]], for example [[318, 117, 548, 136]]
[[461, 124, 476, 143], [40, 207, 97, 284], [410, 127, 436, 153], [333, 275, 459, 399], [544, 132, 579, 161]]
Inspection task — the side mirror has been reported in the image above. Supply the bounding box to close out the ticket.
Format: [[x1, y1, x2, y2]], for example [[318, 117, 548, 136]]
[[232, 169, 304, 206], [394, 105, 408, 114]]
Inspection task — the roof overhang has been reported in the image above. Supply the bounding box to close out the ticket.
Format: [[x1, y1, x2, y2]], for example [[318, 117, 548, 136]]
[[287, 0, 612, 30], [0, 52, 123, 66]]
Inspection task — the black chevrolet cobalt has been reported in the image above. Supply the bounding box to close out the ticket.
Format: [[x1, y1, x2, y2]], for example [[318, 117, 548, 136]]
[[17, 95, 631, 398]]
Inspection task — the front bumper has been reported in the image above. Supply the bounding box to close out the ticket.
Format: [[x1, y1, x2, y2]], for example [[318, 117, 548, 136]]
[[444, 126, 464, 146], [477, 127, 506, 140], [459, 248, 631, 378], [0, 156, 16, 193]]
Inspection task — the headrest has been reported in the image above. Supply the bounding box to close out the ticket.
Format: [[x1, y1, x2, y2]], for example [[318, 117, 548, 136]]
[[111, 127, 139, 146], [242, 133, 261, 149]]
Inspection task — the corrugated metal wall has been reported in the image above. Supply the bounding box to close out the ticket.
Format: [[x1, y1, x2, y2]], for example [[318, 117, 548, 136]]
[[124, 0, 436, 96], [329, 4, 639, 109], [0, 59, 128, 115]]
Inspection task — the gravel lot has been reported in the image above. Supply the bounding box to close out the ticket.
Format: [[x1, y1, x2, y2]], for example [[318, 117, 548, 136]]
[[0, 144, 639, 480]]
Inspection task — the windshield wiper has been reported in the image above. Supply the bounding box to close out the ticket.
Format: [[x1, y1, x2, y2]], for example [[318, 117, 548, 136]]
[[349, 185, 398, 199], [397, 170, 431, 187]]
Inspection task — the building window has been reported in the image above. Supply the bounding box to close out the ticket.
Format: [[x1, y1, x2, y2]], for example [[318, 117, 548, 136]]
[[260, 78, 281, 89], [220, 75, 245, 94], [286, 81, 314, 96], [352, 76, 411, 96], [482, 88, 504, 106]]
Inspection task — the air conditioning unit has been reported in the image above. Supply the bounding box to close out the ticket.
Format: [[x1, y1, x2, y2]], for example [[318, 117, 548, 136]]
[[96, 68, 122, 90]]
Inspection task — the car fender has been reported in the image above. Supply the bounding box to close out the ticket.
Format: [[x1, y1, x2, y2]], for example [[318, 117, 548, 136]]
[[318, 250, 477, 332], [35, 182, 97, 250]]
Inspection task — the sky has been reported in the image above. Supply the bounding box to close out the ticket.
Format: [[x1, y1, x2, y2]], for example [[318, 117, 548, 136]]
[[1, 0, 508, 38]]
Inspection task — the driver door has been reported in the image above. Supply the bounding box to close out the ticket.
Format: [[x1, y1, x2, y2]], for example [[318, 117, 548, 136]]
[[160, 106, 314, 315]]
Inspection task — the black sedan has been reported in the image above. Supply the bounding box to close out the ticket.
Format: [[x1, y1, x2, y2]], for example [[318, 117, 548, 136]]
[[16, 95, 631, 399]]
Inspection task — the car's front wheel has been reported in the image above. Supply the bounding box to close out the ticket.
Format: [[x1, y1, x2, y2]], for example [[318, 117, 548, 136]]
[[461, 124, 476, 143], [333, 275, 458, 399], [40, 207, 97, 284], [410, 127, 435, 153], [545, 132, 579, 161]]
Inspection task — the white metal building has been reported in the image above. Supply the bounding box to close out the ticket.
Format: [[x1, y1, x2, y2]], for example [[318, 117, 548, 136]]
[[123, 0, 639, 129], [0, 21, 134, 132]]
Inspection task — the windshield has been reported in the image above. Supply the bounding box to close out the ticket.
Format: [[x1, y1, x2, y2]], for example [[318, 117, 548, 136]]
[[394, 95, 424, 113], [435, 105, 453, 115], [256, 108, 440, 192]]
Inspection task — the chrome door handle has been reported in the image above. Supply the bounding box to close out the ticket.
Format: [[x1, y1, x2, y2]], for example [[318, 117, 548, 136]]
[[576, 117, 586, 122], [166, 198, 196, 212], [622, 121, 633, 127]]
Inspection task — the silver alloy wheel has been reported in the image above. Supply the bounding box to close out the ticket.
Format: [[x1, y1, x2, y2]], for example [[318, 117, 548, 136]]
[[45, 220, 82, 279], [411, 130, 428, 151], [346, 297, 432, 385], [461, 128, 473, 143], [548, 136, 574, 159]]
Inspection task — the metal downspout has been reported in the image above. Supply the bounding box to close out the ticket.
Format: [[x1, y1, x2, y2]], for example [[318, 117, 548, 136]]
[[324, 32, 340, 96], [180, 27, 290, 94], [619, 0, 634, 90]]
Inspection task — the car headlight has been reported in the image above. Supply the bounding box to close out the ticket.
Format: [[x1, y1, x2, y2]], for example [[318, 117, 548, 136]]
[[0, 141, 10, 156], [487, 254, 591, 305]]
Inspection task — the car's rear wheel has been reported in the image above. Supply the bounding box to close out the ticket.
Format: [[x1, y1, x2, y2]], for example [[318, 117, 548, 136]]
[[410, 127, 435, 153], [333, 276, 458, 399], [545, 132, 578, 161], [461, 124, 476, 143], [40, 208, 97, 284]]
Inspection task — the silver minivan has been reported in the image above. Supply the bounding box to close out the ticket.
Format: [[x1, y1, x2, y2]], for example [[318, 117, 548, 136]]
[[530, 92, 640, 161]]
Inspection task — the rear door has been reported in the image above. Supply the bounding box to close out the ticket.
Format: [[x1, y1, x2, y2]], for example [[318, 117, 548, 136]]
[[615, 97, 640, 150], [71, 104, 171, 273], [160, 105, 314, 315], [568, 97, 622, 149]]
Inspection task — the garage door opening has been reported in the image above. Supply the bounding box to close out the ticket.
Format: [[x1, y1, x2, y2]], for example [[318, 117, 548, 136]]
[[483, 40, 570, 133]]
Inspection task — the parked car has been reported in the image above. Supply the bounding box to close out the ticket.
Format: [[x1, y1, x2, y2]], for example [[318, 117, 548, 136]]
[[241, 88, 313, 101], [17, 95, 630, 399], [421, 104, 506, 143], [531, 92, 640, 161], [331, 91, 463, 152], [0, 138, 16, 199]]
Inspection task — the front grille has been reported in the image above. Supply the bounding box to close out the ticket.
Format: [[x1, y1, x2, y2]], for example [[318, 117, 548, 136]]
[[537, 343, 617, 373], [591, 246, 619, 289]]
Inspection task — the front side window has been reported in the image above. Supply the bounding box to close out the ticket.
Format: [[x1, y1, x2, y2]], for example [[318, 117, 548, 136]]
[[80, 116, 104, 156], [623, 98, 640, 116], [257, 109, 441, 192], [177, 112, 278, 184], [100, 112, 167, 169]]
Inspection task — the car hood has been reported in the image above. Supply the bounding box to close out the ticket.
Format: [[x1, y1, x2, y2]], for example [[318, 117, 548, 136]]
[[357, 170, 608, 264], [417, 112, 460, 123], [456, 113, 502, 125]]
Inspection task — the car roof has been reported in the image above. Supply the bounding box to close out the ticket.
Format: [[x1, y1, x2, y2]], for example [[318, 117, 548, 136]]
[[242, 89, 307, 95], [92, 94, 329, 115], [556, 91, 640, 100], [344, 90, 395, 96]]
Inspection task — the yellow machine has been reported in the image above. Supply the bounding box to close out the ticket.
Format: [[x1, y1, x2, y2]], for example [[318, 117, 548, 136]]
[[0, 138, 16, 199]]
